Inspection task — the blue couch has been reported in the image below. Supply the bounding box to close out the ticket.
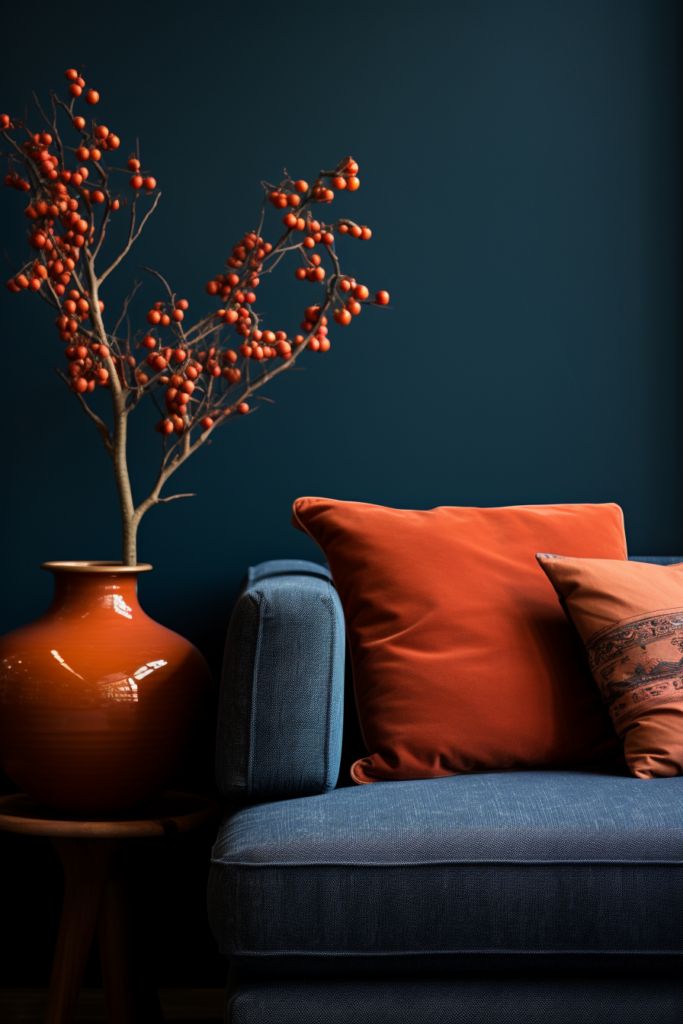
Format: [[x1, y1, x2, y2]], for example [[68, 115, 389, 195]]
[[208, 558, 683, 1023]]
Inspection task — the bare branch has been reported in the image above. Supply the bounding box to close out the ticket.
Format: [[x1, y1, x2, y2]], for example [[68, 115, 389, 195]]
[[97, 192, 161, 285], [156, 492, 196, 504], [57, 369, 113, 455]]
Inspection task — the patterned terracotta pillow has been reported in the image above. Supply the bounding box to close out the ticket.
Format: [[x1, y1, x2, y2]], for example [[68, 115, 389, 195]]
[[537, 554, 683, 778]]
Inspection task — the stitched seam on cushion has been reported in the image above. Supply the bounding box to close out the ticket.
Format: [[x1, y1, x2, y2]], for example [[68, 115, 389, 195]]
[[291, 501, 310, 535], [213, 858, 683, 867], [245, 591, 265, 794]]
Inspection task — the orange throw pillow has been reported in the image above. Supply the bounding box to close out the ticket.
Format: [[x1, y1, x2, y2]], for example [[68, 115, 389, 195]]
[[292, 499, 627, 783], [537, 554, 683, 778]]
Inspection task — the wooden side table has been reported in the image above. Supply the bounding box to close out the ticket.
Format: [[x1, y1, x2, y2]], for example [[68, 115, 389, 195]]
[[0, 791, 219, 1024]]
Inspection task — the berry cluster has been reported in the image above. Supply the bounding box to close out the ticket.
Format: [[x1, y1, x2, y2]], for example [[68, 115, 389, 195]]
[[1, 67, 390, 556], [0, 66, 393, 561]]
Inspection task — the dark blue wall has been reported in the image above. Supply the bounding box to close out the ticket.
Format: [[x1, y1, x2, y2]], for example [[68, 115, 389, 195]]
[[1, 1, 681, 652], [0, 0, 681, 992]]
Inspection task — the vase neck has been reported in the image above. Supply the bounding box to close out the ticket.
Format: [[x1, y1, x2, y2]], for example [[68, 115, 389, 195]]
[[43, 563, 151, 618]]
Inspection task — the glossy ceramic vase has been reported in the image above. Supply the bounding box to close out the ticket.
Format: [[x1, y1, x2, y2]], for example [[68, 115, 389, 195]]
[[0, 562, 211, 815]]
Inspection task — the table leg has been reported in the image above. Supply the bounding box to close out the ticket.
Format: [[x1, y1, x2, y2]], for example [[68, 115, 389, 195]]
[[98, 868, 164, 1023], [46, 838, 114, 1024]]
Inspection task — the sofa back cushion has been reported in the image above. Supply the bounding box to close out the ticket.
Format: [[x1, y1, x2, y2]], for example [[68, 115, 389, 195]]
[[293, 499, 627, 782]]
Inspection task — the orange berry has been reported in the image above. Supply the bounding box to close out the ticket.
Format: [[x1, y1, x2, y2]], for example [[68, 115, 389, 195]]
[[294, 179, 309, 193], [127, 157, 141, 171], [65, 69, 79, 82], [76, 146, 90, 161], [353, 284, 369, 300], [90, 189, 105, 203], [375, 290, 390, 305], [237, 401, 250, 414], [69, 84, 83, 98], [143, 176, 157, 190], [283, 212, 298, 228], [147, 309, 162, 324], [346, 176, 360, 191], [346, 299, 362, 316], [73, 115, 86, 130], [360, 226, 372, 240], [107, 133, 121, 150], [85, 89, 100, 105], [201, 417, 214, 431], [334, 309, 352, 326], [332, 176, 346, 190], [130, 175, 144, 189]]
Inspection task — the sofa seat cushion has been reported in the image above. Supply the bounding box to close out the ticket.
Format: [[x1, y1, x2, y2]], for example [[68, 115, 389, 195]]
[[208, 771, 683, 961]]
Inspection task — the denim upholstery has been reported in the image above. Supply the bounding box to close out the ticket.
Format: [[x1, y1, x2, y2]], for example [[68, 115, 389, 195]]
[[210, 555, 683, 1018], [227, 978, 683, 1024], [208, 770, 683, 959], [215, 559, 344, 799], [246, 559, 333, 585]]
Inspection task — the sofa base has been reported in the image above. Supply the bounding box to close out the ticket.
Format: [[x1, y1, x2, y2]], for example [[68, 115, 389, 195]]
[[227, 975, 683, 1024]]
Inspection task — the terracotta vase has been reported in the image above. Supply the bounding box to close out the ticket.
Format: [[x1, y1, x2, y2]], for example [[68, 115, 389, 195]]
[[0, 562, 212, 815]]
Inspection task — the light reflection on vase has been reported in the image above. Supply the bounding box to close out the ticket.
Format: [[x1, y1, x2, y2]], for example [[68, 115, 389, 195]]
[[0, 562, 212, 815]]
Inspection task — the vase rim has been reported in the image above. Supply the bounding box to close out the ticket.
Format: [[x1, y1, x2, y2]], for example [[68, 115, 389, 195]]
[[41, 561, 153, 574]]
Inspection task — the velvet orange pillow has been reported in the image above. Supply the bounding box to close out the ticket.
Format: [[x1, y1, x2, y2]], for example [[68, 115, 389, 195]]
[[537, 554, 683, 778], [292, 499, 626, 783]]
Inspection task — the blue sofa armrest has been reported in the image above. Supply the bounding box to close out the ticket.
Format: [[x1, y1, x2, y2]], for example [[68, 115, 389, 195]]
[[215, 559, 345, 800]]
